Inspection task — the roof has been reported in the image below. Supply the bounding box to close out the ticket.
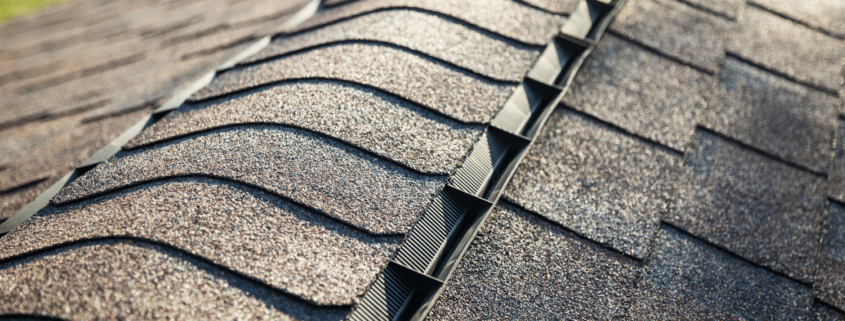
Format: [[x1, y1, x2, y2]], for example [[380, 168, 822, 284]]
[[0, 0, 844, 319]]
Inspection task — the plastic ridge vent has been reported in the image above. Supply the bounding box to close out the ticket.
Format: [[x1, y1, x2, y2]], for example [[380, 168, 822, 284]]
[[345, 0, 627, 319], [0, 0, 323, 237]]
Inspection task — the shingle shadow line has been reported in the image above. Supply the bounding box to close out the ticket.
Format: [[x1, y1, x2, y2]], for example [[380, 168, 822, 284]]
[[280, 6, 548, 48], [745, 1, 845, 40], [695, 126, 829, 178], [0, 314, 65, 320], [79, 98, 162, 124], [160, 23, 231, 48], [499, 198, 645, 263], [184, 76, 488, 126], [829, 198, 845, 208], [672, 0, 736, 20], [0, 236, 355, 309], [0, 99, 110, 132], [180, 34, 260, 61], [47, 174, 407, 237], [660, 221, 814, 287], [0, 178, 49, 196], [605, 30, 717, 74], [814, 297, 845, 316], [558, 103, 685, 156], [724, 53, 841, 97], [124, 121, 458, 176], [232, 39, 523, 84], [511, 0, 569, 15], [0, 61, 63, 87], [16, 53, 146, 95]]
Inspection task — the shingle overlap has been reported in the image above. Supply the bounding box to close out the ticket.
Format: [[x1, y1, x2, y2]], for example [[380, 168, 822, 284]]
[[427, 204, 641, 320], [504, 109, 680, 259], [816, 203, 845, 311]]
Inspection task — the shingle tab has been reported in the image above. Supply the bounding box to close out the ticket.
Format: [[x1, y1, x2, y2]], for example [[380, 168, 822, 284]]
[[520, 0, 580, 14], [702, 57, 839, 174], [3, 177, 400, 305], [831, 120, 845, 203], [292, 0, 565, 46], [504, 109, 680, 259], [190, 43, 516, 123], [562, 34, 713, 150], [675, 0, 743, 19], [128, 80, 483, 175], [0, 240, 347, 320], [816, 202, 845, 311], [815, 302, 845, 321], [244, 10, 541, 82], [610, 0, 728, 73], [751, 0, 845, 37], [726, 6, 845, 92], [53, 126, 446, 235], [668, 130, 826, 282], [628, 226, 814, 320], [427, 204, 641, 320]]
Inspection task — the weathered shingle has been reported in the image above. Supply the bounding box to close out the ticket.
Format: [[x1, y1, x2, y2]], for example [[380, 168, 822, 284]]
[[628, 226, 814, 320], [816, 202, 845, 311], [674, 0, 743, 19], [520, 0, 580, 14], [702, 57, 839, 174], [814, 302, 845, 321], [751, 0, 845, 37], [292, 0, 565, 46], [127, 80, 483, 175], [53, 126, 446, 235], [563, 34, 713, 150], [668, 130, 826, 282], [610, 0, 729, 73], [726, 6, 845, 92], [190, 43, 516, 123], [427, 204, 641, 320], [2, 177, 400, 305], [244, 10, 541, 82], [0, 240, 347, 320], [504, 109, 680, 259]]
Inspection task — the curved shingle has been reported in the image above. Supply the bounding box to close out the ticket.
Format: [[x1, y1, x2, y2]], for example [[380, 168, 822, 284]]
[[53, 126, 446, 235], [191, 43, 516, 123], [128, 80, 483, 175]]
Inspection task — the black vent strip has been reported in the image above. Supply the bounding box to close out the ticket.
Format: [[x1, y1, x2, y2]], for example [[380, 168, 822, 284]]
[[0, 0, 322, 237], [346, 1, 627, 320]]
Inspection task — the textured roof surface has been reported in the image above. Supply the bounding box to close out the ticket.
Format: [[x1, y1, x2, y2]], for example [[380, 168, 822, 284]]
[[2, 0, 845, 319]]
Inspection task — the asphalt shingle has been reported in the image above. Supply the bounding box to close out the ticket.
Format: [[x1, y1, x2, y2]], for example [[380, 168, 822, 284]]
[[190, 43, 516, 124], [127, 80, 483, 175], [2, 177, 400, 305], [0, 240, 347, 320], [628, 226, 814, 320], [53, 126, 446, 235], [726, 6, 845, 92], [667, 130, 826, 282], [244, 10, 541, 82], [751, 0, 845, 38], [610, 0, 729, 73], [427, 204, 641, 320], [292, 0, 565, 46], [815, 302, 845, 321], [829, 120, 845, 203], [702, 57, 840, 174], [520, 0, 579, 14], [504, 109, 680, 259], [816, 202, 845, 311], [563, 34, 713, 150], [675, 0, 743, 19]]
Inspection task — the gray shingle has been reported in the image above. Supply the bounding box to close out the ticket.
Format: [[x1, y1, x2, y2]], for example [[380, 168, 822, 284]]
[[726, 6, 845, 92], [610, 0, 729, 73], [520, 0, 579, 14], [244, 10, 541, 82], [562, 34, 713, 150], [53, 126, 446, 235], [3, 177, 400, 305], [292, 0, 565, 46], [751, 0, 845, 37], [675, 0, 744, 19], [667, 130, 826, 282], [628, 226, 814, 320], [190, 43, 516, 124], [815, 302, 845, 321], [128, 80, 483, 175], [427, 203, 641, 320], [816, 202, 845, 311], [829, 120, 845, 203], [504, 109, 680, 259], [0, 240, 347, 320], [702, 57, 840, 174]]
